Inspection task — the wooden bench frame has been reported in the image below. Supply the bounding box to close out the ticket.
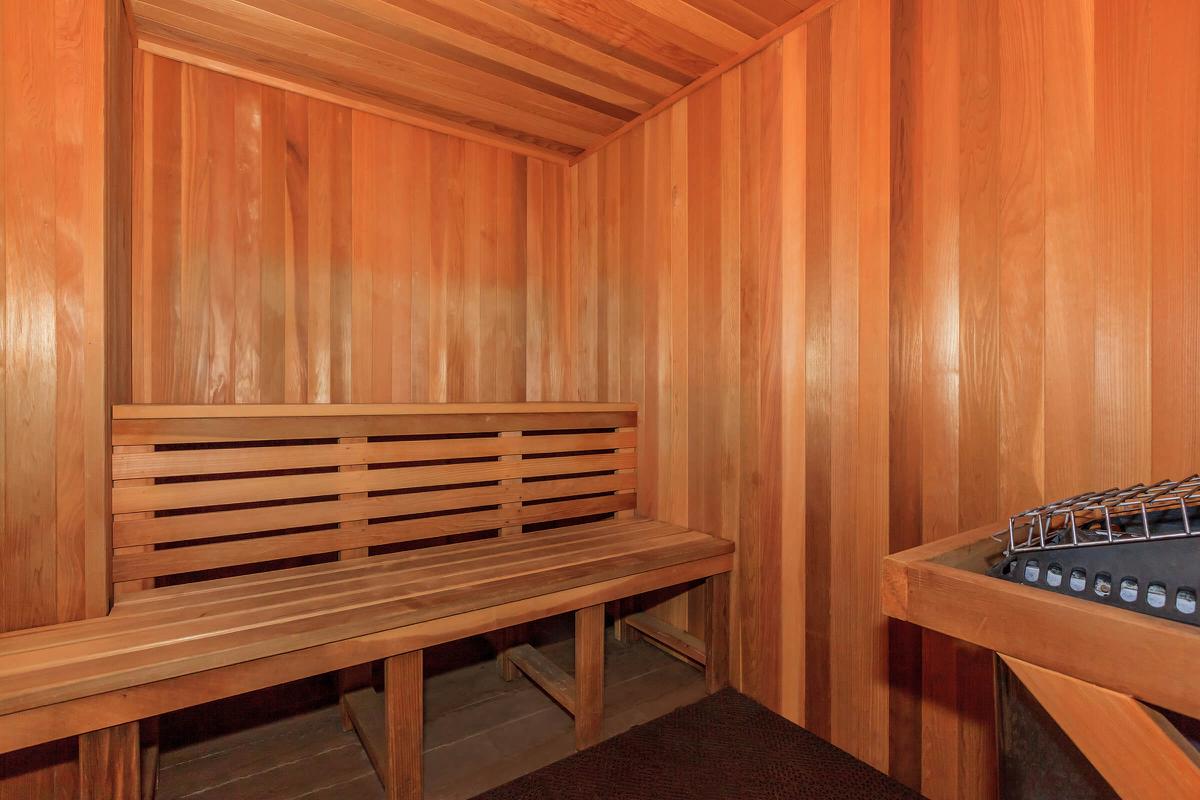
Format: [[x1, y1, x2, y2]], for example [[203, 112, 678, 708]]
[[0, 403, 734, 800], [884, 522, 1200, 799]]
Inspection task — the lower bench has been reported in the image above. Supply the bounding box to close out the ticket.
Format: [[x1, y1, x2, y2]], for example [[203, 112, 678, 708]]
[[0, 523, 731, 800]]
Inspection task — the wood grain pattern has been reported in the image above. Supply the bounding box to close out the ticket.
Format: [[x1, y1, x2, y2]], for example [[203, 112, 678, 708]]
[[0, 551, 734, 758], [890, 1, 1200, 795], [1, 0, 132, 795], [573, 603, 604, 750], [564, 0, 891, 778], [78, 722, 140, 800], [383, 651, 422, 800], [126, 0, 827, 159], [135, 53, 573, 407]]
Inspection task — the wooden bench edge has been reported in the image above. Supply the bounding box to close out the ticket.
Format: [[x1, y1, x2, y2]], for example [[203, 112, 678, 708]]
[[0, 552, 733, 755]]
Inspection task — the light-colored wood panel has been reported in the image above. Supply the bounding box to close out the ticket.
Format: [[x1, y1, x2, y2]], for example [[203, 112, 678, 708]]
[[134, 54, 566, 409], [565, 0, 892, 781], [886, 1, 1200, 796], [0, 0, 132, 794], [1003, 656, 1200, 800]]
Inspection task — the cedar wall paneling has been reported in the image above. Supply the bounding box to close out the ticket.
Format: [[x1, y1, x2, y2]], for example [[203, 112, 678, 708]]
[[892, 0, 1200, 796], [569, 0, 892, 776], [133, 52, 572, 405], [0, 0, 132, 796]]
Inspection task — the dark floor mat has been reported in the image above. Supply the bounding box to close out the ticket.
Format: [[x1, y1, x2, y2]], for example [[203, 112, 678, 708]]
[[470, 688, 924, 800]]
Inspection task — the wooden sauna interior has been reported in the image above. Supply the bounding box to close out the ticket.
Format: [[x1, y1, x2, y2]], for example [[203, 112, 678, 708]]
[[1, 0, 1198, 797]]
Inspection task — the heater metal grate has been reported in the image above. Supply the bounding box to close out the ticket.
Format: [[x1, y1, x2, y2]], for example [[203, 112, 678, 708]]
[[990, 476, 1200, 626], [999, 475, 1200, 555]]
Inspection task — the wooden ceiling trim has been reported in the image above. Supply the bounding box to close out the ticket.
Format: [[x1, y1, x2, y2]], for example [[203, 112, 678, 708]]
[[601, 0, 741, 68], [299, 0, 652, 115], [134, 7, 599, 152], [138, 0, 619, 138], [623, 0, 757, 52], [680, 0, 777, 37], [383, 0, 682, 98], [475, 0, 699, 85], [233, 0, 638, 126], [570, 0, 842, 164], [136, 33, 573, 164], [734, 0, 813, 25]]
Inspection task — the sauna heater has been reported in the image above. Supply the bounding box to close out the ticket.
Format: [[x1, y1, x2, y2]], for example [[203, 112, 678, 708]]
[[988, 477, 1200, 799]]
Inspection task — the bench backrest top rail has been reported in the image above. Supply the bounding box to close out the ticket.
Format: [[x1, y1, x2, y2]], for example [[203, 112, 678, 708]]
[[111, 403, 639, 595], [113, 402, 637, 419]]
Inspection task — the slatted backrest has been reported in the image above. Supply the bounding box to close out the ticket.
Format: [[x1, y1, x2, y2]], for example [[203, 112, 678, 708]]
[[110, 403, 638, 594]]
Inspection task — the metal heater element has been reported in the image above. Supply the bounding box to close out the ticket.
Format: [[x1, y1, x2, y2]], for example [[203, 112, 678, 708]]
[[989, 476, 1200, 626]]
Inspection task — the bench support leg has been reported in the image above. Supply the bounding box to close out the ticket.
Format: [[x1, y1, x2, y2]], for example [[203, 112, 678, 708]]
[[385, 650, 423, 800], [340, 664, 373, 731], [496, 624, 527, 682], [79, 721, 140, 800], [574, 604, 604, 750], [705, 573, 730, 693], [612, 598, 640, 644], [140, 717, 160, 800]]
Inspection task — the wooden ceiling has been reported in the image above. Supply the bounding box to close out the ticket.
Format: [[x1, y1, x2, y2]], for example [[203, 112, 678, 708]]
[[129, 0, 825, 162]]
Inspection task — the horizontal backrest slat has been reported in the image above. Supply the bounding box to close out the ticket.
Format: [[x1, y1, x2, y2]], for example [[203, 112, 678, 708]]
[[113, 430, 636, 480], [112, 495, 638, 582], [113, 410, 636, 445], [110, 403, 639, 591], [114, 452, 637, 515], [113, 473, 638, 547]]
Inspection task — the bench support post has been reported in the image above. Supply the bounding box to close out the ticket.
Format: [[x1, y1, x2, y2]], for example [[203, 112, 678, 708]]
[[495, 430, 527, 681], [574, 603, 605, 750], [79, 721, 139, 800], [705, 573, 730, 693], [384, 650, 423, 800], [337, 437, 373, 729]]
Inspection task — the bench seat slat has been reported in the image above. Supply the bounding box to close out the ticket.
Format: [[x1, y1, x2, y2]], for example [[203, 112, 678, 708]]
[[0, 521, 731, 717], [111, 517, 654, 612], [112, 431, 637, 480], [2, 525, 696, 671], [2, 521, 676, 657], [0, 520, 670, 658]]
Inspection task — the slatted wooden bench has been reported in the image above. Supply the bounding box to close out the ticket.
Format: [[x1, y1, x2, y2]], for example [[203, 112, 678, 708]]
[[0, 403, 733, 800]]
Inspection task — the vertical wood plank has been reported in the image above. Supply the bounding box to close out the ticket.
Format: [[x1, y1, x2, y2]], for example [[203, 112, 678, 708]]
[[1150, 0, 1200, 480], [1042, 0, 1096, 500]]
